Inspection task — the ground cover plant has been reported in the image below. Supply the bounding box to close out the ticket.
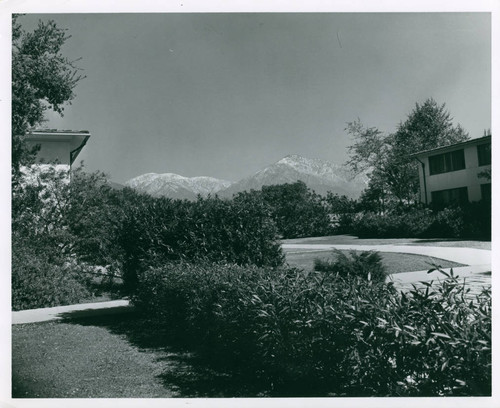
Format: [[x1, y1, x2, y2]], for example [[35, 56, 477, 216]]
[[132, 259, 491, 397], [313, 249, 386, 282]]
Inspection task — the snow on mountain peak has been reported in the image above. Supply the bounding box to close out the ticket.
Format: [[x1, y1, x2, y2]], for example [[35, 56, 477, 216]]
[[124, 154, 368, 200], [124, 172, 232, 199]]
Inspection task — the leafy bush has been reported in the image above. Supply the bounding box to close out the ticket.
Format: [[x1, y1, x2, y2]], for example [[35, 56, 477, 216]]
[[119, 193, 284, 291], [12, 236, 94, 311], [352, 208, 434, 238], [133, 262, 491, 396], [314, 250, 386, 283], [351, 201, 491, 240], [259, 181, 333, 239], [424, 206, 465, 238], [12, 164, 130, 309], [426, 202, 491, 240], [378, 268, 491, 396]]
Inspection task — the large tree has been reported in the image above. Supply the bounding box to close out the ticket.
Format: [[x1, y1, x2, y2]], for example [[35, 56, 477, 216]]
[[346, 99, 469, 205], [12, 15, 85, 173]]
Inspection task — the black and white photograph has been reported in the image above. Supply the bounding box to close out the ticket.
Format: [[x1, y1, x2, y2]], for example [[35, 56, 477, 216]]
[[1, 1, 497, 407]]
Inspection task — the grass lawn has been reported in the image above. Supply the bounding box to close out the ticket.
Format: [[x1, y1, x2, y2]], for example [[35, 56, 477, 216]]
[[12, 319, 176, 398], [12, 313, 269, 398], [284, 249, 464, 274]]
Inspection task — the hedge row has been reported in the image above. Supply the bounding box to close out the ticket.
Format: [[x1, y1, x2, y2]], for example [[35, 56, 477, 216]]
[[119, 192, 284, 290], [349, 202, 491, 239], [12, 167, 286, 307], [132, 262, 491, 397]]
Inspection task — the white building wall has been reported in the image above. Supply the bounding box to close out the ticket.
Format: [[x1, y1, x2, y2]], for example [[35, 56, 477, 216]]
[[31, 140, 73, 165], [418, 143, 490, 204]]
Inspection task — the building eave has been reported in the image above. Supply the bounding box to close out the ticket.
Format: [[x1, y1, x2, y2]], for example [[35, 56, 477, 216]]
[[410, 135, 491, 159]]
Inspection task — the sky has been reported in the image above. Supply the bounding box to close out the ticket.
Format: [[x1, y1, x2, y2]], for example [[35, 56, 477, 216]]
[[10, 12, 492, 183]]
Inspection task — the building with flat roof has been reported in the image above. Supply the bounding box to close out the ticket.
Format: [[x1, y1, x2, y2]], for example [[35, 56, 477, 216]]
[[23, 129, 91, 167], [411, 135, 491, 207]]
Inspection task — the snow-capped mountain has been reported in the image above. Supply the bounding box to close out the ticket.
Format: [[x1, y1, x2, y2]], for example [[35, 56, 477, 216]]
[[124, 155, 368, 200], [219, 155, 368, 199], [124, 173, 232, 200]]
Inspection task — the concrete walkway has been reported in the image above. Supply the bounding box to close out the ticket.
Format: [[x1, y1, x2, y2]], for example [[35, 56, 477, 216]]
[[283, 243, 492, 294], [282, 243, 491, 266], [12, 243, 491, 325], [12, 299, 132, 325]]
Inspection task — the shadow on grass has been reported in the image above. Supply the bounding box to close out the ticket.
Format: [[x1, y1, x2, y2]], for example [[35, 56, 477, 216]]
[[58, 310, 272, 397]]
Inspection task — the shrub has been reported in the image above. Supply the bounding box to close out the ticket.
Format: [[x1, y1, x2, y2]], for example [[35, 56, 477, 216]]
[[351, 201, 491, 240], [352, 208, 434, 238], [314, 250, 386, 283], [12, 164, 133, 309], [133, 262, 491, 396], [424, 206, 464, 238], [119, 193, 284, 291], [379, 268, 491, 396], [260, 181, 333, 239], [12, 236, 94, 311], [426, 202, 491, 240]]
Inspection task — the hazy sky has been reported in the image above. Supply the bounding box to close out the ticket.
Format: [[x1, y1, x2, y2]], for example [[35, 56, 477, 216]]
[[15, 12, 491, 183]]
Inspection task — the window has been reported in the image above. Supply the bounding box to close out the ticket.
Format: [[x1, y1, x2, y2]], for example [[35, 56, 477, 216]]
[[477, 143, 491, 166], [428, 149, 466, 175], [481, 183, 491, 202], [431, 187, 468, 208]]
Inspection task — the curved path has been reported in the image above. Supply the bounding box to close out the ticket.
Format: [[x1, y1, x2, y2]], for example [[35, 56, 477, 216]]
[[282, 243, 491, 266], [283, 243, 491, 288]]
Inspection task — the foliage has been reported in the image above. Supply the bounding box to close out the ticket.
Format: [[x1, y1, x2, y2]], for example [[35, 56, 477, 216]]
[[346, 99, 469, 204], [324, 192, 358, 233], [382, 268, 491, 396], [259, 181, 333, 239], [12, 15, 85, 173], [12, 164, 127, 268], [425, 207, 465, 238], [314, 250, 386, 283], [133, 262, 491, 396], [348, 200, 490, 240], [478, 168, 491, 181], [12, 235, 93, 311], [11, 164, 128, 309], [425, 201, 491, 240], [12, 160, 285, 305], [351, 208, 434, 238], [118, 192, 284, 291]]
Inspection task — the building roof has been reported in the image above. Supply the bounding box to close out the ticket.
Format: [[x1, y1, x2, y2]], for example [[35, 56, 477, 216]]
[[410, 135, 491, 158], [24, 129, 91, 165], [27, 129, 90, 136]]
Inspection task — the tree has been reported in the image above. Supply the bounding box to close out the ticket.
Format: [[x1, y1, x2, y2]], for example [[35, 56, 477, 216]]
[[260, 181, 332, 238], [12, 15, 85, 174], [387, 99, 469, 202], [345, 119, 388, 175], [346, 99, 469, 204]]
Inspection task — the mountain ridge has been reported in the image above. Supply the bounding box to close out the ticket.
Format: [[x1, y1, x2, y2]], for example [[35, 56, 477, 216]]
[[124, 155, 368, 200]]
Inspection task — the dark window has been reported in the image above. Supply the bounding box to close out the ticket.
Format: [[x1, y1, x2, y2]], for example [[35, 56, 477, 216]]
[[477, 143, 491, 166], [481, 183, 491, 202], [429, 149, 466, 175], [431, 187, 468, 208]]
